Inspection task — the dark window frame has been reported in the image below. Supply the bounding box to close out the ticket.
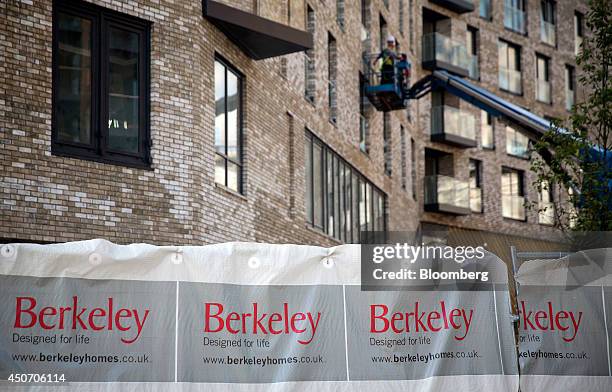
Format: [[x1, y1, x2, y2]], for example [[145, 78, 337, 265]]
[[52, 0, 151, 169], [305, 130, 387, 243], [214, 54, 245, 194]]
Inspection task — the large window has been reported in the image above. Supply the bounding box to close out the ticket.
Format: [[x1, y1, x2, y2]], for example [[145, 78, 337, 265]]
[[504, 0, 526, 34], [214, 57, 243, 193], [498, 40, 522, 94], [305, 5, 315, 102], [536, 54, 551, 103], [574, 11, 584, 55], [481, 110, 495, 149], [540, 0, 556, 46], [53, 0, 150, 167], [506, 125, 530, 158], [480, 0, 492, 20], [469, 159, 483, 213], [466, 26, 479, 79], [305, 131, 386, 242], [565, 65, 575, 111], [501, 167, 526, 220]]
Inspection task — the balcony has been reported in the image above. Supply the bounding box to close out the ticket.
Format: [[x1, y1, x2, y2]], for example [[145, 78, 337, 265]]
[[536, 79, 551, 103], [431, 105, 477, 147], [470, 187, 482, 213], [566, 88, 575, 111], [539, 201, 555, 225], [422, 33, 470, 77], [504, 4, 525, 34], [502, 195, 526, 220], [359, 114, 368, 152], [540, 21, 556, 46], [430, 0, 475, 14], [468, 54, 479, 79], [499, 67, 522, 94], [424, 175, 471, 215]]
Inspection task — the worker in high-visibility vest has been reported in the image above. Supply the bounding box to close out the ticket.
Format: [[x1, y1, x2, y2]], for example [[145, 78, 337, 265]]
[[374, 35, 399, 85]]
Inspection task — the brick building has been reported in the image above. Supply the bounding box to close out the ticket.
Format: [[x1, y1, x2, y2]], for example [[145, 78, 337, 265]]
[[0, 0, 587, 249]]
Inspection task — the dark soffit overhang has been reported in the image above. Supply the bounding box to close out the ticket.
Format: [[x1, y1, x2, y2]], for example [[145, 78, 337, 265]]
[[203, 0, 313, 60]]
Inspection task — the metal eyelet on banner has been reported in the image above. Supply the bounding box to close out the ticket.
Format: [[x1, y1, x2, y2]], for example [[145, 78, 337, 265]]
[[88, 253, 102, 265], [1, 244, 16, 258], [248, 256, 261, 269], [321, 257, 334, 269], [171, 250, 183, 265]]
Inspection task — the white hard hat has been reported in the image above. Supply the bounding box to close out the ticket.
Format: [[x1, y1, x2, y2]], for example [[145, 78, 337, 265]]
[[387, 35, 396, 44]]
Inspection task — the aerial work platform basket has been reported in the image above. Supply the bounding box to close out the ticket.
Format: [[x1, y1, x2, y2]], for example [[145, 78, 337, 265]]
[[363, 52, 412, 112]]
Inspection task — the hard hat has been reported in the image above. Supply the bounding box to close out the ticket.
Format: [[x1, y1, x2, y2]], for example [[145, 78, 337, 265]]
[[386, 35, 396, 44]]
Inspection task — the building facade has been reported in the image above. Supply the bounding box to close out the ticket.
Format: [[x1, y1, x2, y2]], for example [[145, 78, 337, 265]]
[[0, 0, 587, 247]]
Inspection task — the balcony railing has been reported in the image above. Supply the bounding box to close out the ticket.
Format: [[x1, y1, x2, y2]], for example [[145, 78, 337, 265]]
[[499, 66, 522, 94], [566, 88, 575, 111], [422, 33, 470, 75], [424, 175, 470, 214], [540, 21, 556, 46], [468, 54, 479, 79], [575, 36, 583, 56], [504, 4, 525, 34], [539, 201, 555, 225], [470, 187, 482, 213], [431, 105, 477, 147], [359, 114, 368, 152], [502, 195, 526, 220], [536, 79, 551, 103]]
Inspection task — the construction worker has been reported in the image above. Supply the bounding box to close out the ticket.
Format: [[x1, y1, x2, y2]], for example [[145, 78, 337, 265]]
[[374, 35, 398, 85]]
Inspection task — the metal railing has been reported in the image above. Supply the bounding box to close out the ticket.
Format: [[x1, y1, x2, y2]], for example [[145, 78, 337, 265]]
[[499, 66, 522, 94], [565, 88, 575, 111], [502, 195, 526, 220], [422, 33, 470, 71], [431, 105, 476, 141], [424, 175, 470, 209], [468, 54, 479, 79], [470, 187, 482, 213], [539, 201, 555, 225], [359, 114, 368, 152], [536, 79, 551, 103], [540, 21, 556, 46], [504, 4, 525, 33]]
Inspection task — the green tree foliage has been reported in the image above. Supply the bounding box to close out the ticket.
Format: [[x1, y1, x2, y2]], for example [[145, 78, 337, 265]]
[[530, 0, 612, 231]]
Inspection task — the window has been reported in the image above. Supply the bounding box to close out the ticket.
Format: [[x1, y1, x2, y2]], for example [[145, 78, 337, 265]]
[[467, 26, 479, 79], [383, 113, 392, 176], [359, 74, 369, 152], [328, 33, 337, 124], [361, 0, 369, 28], [469, 159, 482, 213], [305, 5, 315, 102], [540, 0, 556, 46], [501, 167, 525, 220], [536, 54, 551, 103], [408, 0, 414, 52], [574, 12, 584, 55], [336, 0, 345, 29], [400, 126, 407, 190], [565, 65, 575, 111], [538, 180, 555, 225], [305, 131, 386, 242], [399, 0, 405, 35], [379, 15, 387, 51], [214, 58, 243, 193], [504, 0, 526, 34], [481, 110, 495, 149], [480, 0, 492, 20], [506, 126, 530, 158], [411, 138, 417, 199], [498, 40, 522, 94], [52, 0, 150, 167]]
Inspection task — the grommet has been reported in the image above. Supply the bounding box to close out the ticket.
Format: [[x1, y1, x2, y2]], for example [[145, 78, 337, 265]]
[[321, 257, 334, 269], [248, 257, 261, 269], [1, 244, 16, 258], [89, 253, 102, 265], [171, 252, 183, 265]]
